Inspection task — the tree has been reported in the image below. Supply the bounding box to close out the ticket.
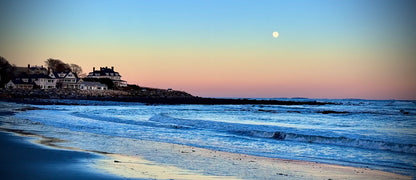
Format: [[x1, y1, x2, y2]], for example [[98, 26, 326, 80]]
[[44, 58, 70, 72], [69, 64, 82, 76], [0, 56, 15, 87], [83, 78, 115, 89]]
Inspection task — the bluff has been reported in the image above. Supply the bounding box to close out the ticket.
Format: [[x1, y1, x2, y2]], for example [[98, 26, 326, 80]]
[[0, 88, 331, 106]]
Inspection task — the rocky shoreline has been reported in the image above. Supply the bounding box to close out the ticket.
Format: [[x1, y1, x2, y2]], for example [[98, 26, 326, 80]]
[[0, 89, 331, 105]]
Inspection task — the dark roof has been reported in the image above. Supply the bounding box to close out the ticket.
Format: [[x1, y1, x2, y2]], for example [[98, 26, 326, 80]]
[[11, 79, 34, 85], [52, 71, 78, 79], [90, 67, 120, 76], [29, 66, 47, 71], [29, 74, 52, 79]]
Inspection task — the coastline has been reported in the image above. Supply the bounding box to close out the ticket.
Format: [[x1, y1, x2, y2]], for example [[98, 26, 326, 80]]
[[0, 89, 330, 105], [0, 127, 411, 180]]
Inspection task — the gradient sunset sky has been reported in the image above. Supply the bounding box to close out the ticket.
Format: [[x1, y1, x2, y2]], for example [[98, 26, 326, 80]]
[[1, 0, 415, 99]]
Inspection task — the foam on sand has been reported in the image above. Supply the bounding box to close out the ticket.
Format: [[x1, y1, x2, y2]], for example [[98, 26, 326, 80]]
[[95, 139, 411, 180], [97, 154, 240, 180]]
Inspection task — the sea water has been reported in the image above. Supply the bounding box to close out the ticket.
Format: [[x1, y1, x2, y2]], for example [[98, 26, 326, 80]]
[[2, 99, 416, 176]]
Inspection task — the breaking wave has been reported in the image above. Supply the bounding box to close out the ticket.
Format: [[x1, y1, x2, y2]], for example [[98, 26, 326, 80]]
[[149, 114, 416, 154], [232, 130, 416, 154]]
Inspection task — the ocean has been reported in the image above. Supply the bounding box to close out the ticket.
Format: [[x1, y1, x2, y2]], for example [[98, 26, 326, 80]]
[[1, 99, 415, 177]]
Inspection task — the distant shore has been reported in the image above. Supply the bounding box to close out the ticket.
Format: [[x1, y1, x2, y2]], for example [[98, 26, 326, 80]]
[[0, 89, 331, 105]]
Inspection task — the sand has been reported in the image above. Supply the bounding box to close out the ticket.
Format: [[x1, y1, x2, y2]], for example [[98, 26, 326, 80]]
[[0, 131, 123, 180], [95, 139, 411, 180]]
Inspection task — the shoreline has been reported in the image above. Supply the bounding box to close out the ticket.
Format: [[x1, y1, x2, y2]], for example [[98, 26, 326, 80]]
[[0, 127, 411, 180], [0, 89, 331, 105], [95, 139, 412, 180]]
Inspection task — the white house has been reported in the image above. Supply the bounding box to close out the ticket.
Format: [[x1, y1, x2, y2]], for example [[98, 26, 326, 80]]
[[31, 74, 56, 89], [5, 79, 34, 89], [49, 71, 80, 89], [5, 74, 55, 89], [80, 81, 108, 90], [5, 80, 16, 89], [87, 66, 127, 87]]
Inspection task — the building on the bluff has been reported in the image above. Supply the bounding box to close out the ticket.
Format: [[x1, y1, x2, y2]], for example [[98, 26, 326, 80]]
[[86, 66, 127, 87], [5, 64, 127, 90], [13, 64, 48, 77], [49, 71, 80, 89], [5, 74, 56, 89], [6, 64, 80, 89], [5, 77, 34, 89], [28, 64, 48, 75], [79, 81, 108, 90], [30, 74, 57, 89]]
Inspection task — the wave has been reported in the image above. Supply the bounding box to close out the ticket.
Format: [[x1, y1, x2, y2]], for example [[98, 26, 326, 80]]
[[231, 130, 416, 154], [69, 112, 193, 130], [226, 105, 414, 116], [149, 114, 416, 154]]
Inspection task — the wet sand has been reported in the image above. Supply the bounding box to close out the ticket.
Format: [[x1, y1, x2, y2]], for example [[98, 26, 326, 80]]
[[95, 139, 412, 180], [0, 131, 124, 180]]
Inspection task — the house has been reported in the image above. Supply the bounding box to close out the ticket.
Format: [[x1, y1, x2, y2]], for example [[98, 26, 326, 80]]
[[5, 65, 86, 89], [13, 64, 48, 77], [28, 64, 48, 75], [5, 79, 34, 89], [80, 81, 108, 90], [5, 74, 56, 89], [49, 71, 80, 89], [30, 74, 56, 89], [87, 66, 127, 87]]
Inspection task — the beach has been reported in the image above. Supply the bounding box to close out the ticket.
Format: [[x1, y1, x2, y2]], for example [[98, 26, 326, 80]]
[[0, 100, 414, 179], [0, 128, 410, 180]]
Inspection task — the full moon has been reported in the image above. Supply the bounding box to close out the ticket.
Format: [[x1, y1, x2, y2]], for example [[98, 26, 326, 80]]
[[272, 31, 279, 38]]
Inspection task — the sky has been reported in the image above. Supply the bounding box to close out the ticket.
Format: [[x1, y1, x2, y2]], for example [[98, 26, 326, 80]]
[[1, 0, 415, 99]]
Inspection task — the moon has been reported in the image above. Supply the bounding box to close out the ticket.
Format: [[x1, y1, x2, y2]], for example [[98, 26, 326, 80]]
[[272, 31, 279, 38]]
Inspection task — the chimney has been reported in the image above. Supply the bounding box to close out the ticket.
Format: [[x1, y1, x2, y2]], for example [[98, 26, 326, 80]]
[[93, 67, 95, 71], [111, 66, 114, 71]]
